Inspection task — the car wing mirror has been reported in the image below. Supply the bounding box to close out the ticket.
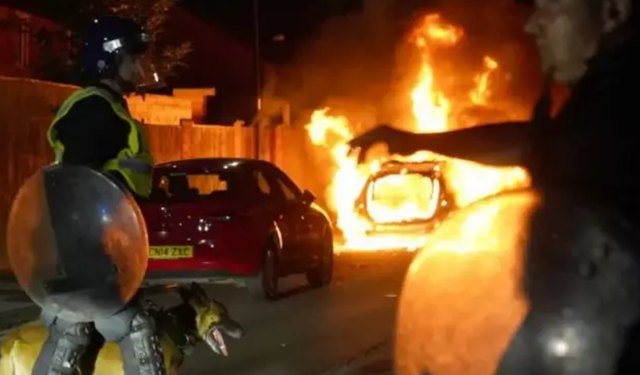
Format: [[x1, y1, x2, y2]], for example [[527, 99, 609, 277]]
[[300, 189, 316, 206]]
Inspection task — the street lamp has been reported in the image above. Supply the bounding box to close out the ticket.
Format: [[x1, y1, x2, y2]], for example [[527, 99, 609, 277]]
[[253, 0, 261, 159]]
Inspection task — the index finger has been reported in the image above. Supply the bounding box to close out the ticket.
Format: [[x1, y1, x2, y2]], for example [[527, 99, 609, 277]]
[[357, 148, 367, 164], [346, 141, 360, 157]]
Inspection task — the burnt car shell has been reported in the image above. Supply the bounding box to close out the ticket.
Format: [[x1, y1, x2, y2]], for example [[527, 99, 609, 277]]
[[353, 160, 455, 237]]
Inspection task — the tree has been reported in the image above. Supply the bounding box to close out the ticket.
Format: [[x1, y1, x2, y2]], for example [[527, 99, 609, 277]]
[[100, 0, 192, 77], [3, 0, 192, 84]]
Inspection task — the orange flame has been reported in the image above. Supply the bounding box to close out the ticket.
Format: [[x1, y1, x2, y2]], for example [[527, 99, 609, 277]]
[[305, 14, 530, 252], [471, 57, 499, 105]]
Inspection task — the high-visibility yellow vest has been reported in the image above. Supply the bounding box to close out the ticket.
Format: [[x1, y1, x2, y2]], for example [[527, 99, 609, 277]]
[[47, 87, 155, 197]]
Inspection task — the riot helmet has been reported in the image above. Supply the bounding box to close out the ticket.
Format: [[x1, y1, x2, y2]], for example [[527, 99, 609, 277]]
[[81, 16, 163, 93]]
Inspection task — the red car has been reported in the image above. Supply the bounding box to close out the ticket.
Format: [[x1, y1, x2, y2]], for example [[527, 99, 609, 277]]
[[139, 158, 334, 300]]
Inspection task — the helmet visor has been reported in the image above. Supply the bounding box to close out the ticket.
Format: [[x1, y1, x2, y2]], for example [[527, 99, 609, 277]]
[[103, 33, 165, 92], [133, 52, 165, 91]]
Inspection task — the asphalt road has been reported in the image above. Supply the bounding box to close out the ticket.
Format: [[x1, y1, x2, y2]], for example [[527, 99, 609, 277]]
[[165, 251, 410, 375], [0, 251, 412, 375]]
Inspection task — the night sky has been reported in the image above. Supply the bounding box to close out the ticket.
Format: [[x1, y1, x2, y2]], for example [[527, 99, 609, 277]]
[[179, 0, 530, 63], [0, 0, 354, 63], [181, 0, 367, 62], [1, 0, 529, 64], [0, 0, 539, 111], [176, 0, 539, 110]]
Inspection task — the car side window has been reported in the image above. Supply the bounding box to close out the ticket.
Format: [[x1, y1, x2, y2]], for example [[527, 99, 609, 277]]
[[268, 170, 301, 203], [276, 179, 297, 202], [254, 171, 271, 195]]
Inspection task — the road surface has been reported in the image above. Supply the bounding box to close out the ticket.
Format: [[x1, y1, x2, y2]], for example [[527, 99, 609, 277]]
[[0, 251, 412, 375]]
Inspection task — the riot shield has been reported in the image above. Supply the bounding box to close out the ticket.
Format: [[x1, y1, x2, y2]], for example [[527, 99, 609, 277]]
[[7, 164, 149, 322]]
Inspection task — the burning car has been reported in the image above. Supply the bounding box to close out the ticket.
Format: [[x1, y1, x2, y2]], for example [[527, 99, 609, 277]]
[[348, 160, 456, 250], [304, 13, 531, 252]]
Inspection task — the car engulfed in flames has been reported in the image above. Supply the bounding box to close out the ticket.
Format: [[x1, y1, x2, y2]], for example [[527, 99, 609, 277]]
[[349, 160, 455, 251], [304, 13, 532, 252]]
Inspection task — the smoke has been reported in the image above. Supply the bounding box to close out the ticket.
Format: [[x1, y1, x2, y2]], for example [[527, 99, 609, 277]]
[[433, 0, 542, 103], [271, 0, 540, 129], [271, 0, 400, 127], [268, 0, 541, 217]]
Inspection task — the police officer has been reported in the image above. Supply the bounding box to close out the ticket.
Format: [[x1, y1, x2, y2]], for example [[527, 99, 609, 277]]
[[33, 16, 166, 375], [349, 0, 640, 373]]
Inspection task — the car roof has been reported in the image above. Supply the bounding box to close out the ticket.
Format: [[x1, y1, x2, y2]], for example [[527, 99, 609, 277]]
[[154, 157, 275, 174], [377, 160, 444, 174]]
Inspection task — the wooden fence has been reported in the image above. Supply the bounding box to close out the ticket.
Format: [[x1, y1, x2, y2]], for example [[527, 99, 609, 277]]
[[0, 76, 304, 269]]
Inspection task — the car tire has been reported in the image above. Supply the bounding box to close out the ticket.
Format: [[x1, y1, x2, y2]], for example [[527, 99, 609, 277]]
[[306, 230, 333, 288], [246, 244, 280, 300]]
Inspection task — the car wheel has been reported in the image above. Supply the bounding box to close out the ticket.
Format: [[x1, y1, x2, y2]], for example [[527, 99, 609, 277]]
[[247, 244, 280, 300], [306, 230, 334, 288]]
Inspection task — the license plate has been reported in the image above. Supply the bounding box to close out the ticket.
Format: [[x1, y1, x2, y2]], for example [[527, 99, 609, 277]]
[[149, 246, 194, 259]]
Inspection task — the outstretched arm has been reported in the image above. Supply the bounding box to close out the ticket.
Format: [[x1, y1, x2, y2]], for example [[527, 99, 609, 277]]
[[348, 121, 532, 167], [408, 121, 531, 166]]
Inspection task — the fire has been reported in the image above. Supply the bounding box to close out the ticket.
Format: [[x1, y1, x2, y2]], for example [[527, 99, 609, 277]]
[[471, 57, 499, 105], [306, 14, 530, 252]]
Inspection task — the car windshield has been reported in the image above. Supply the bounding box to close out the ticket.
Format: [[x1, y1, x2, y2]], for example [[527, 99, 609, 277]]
[[150, 168, 260, 202], [366, 172, 440, 223]]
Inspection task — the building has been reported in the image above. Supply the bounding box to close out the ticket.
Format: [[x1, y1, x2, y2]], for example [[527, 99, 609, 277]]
[[0, 4, 69, 78], [163, 8, 255, 93], [163, 7, 259, 123], [0, 1, 264, 123], [0, 3, 256, 92]]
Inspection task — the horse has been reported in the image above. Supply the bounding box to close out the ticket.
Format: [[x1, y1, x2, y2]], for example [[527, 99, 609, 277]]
[[0, 282, 244, 375]]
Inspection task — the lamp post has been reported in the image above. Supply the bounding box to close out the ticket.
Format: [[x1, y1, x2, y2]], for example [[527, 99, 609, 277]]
[[252, 0, 261, 159]]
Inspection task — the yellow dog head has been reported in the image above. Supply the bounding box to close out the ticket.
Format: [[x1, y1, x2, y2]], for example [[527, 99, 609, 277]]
[[178, 283, 244, 356]]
